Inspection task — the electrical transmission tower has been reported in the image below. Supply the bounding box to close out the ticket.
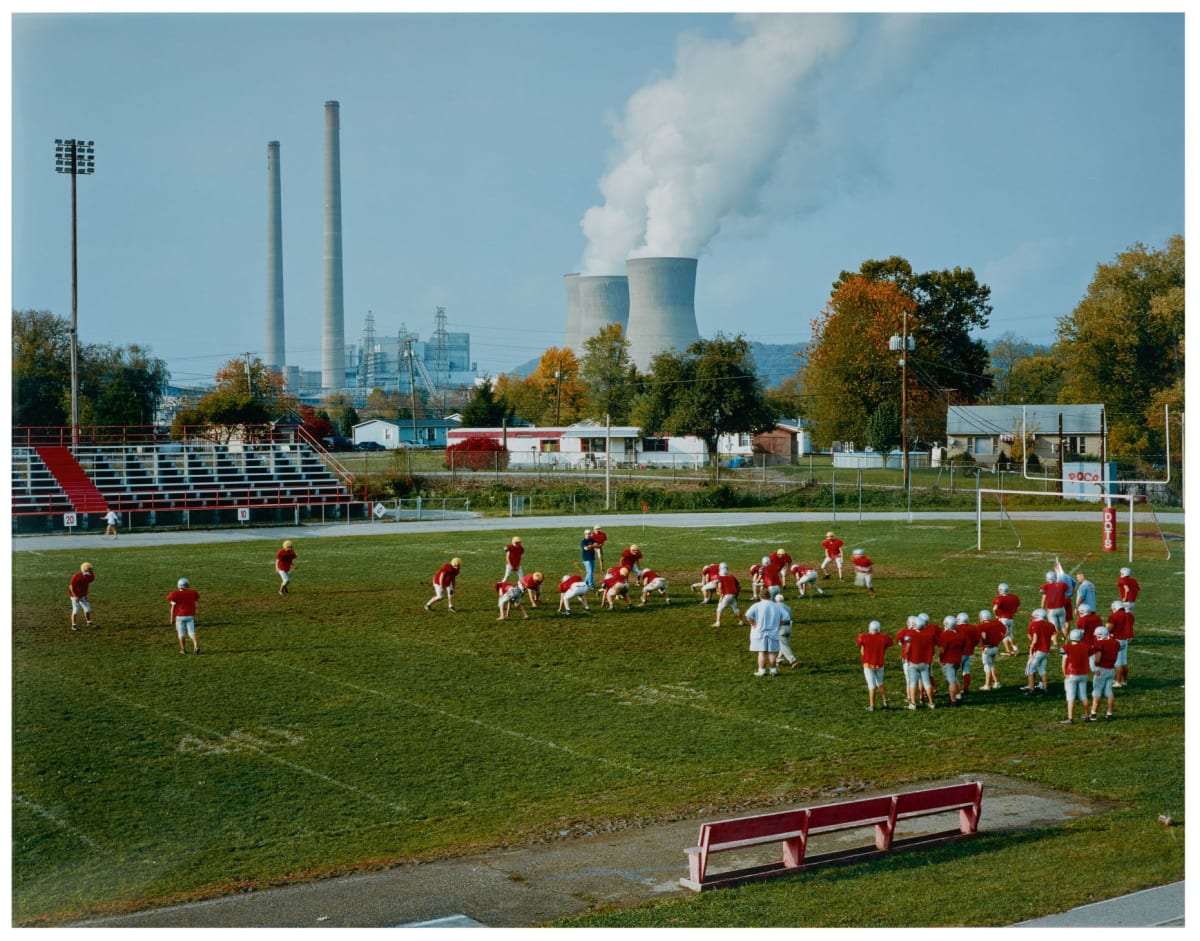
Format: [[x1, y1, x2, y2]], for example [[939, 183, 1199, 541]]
[[361, 310, 377, 389], [432, 306, 449, 389]]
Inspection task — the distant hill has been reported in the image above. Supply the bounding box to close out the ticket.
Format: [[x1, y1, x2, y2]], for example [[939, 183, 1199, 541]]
[[506, 340, 804, 387], [749, 341, 804, 387]]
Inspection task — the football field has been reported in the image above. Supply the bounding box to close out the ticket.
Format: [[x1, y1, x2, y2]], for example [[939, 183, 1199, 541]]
[[10, 514, 1186, 926]]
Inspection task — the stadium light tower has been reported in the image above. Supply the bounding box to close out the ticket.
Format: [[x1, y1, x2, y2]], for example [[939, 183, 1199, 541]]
[[889, 310, 914, 516], [55, 138, 95, 449]]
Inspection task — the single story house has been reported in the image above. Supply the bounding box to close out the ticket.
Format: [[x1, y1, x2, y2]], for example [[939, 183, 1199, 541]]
[[353, 418, 459, 449], [445, 420, 709, 469], [718, 420, 811, 464], [945, 404, 1106, 467]]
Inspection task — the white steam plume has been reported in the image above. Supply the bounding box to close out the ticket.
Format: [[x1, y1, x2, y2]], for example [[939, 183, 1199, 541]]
[[579, 13, 854, 275]]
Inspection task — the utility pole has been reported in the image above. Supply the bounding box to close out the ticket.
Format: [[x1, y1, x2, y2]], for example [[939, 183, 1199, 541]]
[[404, 338, 418, 447]]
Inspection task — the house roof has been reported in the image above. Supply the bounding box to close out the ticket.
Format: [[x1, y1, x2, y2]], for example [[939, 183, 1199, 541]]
[[946, 404, 1105, 436], [353, 418, 458, 430]]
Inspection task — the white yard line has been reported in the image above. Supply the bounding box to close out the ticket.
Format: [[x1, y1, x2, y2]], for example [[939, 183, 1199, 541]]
[[12, 793, 105, 851], [256, 655, 649, 777], [21, 663, 408, 815]]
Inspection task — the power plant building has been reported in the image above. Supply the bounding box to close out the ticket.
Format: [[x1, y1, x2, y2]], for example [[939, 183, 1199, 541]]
[[622, 256, 701, 370]]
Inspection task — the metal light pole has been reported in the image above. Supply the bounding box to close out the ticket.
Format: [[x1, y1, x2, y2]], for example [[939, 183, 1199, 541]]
[[55, 138, 95, 449], [889, 310, 913, 518]]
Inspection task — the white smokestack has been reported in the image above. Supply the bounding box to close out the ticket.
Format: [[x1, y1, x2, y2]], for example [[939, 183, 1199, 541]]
[[265, 141, 285, 373], [322, 100, 345, 391], [579, 13, 853, 275]]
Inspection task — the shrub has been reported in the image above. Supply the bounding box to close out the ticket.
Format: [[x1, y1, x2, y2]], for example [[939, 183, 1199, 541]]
[[445, 435, 509, 471]]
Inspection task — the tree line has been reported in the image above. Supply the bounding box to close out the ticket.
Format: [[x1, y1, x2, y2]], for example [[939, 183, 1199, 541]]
[[13, 236, 1182, 471]]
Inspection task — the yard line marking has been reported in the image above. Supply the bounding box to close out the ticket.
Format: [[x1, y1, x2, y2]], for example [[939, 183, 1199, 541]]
[[256, 655, 648, 777], [1132, 648, 1183, 661], [21, 663, 408, 815], [392, 635, 840, 743], [12, 793, 105, 851]]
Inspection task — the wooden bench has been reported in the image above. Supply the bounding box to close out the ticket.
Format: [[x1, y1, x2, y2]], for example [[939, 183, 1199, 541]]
[[681, 781, 983, 891]]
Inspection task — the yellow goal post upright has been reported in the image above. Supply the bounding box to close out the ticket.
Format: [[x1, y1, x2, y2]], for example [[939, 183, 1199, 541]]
[[975, 489, 1167, 564]]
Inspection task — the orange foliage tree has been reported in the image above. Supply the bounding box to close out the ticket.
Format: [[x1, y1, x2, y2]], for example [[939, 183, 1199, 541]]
[[801, 276, 918, 449]]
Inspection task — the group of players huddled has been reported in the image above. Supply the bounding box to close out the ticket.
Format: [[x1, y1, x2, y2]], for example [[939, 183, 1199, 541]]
[[854, 565, 1140, 723]]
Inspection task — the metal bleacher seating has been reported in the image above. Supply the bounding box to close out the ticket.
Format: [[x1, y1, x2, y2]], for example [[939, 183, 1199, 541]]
[[13, 441, 351, 519]]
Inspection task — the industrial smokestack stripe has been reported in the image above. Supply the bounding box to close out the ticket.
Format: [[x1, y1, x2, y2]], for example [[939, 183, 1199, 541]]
[[563, 273, 582, 351]]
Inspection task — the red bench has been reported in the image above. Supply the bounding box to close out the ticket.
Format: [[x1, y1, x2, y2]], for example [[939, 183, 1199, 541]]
[[682, 781, 983, 891]]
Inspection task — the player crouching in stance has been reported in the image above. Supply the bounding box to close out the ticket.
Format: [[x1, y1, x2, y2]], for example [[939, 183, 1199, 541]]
[[519, 572, 545, 608], [638, 568, 670, 606], [691, 562, 721, 603], [790, 562, 825, 597], [69, 561, 96, 630], [851, 549, 875, 597], [495, 581, 529, 621], [276, 540, 297, 595], [601, 567, 632, 610], [856, 620, 894, 711], [557, 574, 591, 614], [425, 558, 461, 612], [167, 577, 200, 655]]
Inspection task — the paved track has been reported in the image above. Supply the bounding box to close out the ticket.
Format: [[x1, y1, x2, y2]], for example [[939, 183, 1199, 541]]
[[9, 508, 1184, 554]]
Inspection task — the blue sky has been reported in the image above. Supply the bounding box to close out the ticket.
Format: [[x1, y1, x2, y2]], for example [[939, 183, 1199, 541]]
[[7, 7, 1186, 389]]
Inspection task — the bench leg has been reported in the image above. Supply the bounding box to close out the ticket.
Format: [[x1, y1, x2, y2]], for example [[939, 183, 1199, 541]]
[[959, 805, 980, 834], [875, 820, 895, 852], [688, 850, 707, 885], [783, 835, 806, 869]]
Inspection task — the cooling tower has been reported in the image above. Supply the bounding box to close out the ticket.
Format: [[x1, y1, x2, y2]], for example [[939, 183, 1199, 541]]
[[565, 274, 630, 352], [624, 256, 700, 370], [562, 274, 581, 350], [265, 141, 285, 372], [321, 101, 345, 390]]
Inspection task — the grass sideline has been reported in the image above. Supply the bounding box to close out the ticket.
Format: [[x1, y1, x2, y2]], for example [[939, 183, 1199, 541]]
[[11, 517, 1184, 926]]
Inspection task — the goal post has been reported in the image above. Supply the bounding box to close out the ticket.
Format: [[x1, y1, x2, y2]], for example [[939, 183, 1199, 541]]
[[976, 489, 1149, 563]]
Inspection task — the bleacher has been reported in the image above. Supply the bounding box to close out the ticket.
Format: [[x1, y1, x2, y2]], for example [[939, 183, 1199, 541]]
[[12, 439, 353, 528]]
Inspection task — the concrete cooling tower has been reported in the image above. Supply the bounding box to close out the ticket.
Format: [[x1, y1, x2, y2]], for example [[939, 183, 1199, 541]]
[[624, 256, 700, 370], [564, 274, 630, 352]]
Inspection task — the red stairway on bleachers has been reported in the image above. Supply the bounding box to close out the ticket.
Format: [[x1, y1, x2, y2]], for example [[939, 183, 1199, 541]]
[[35, 446, 111, 514]]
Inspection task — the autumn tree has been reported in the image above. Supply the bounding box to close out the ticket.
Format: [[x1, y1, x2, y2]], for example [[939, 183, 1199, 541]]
[[801, 276, 917, 449], [170, 355, 296, 441], [831, 258, 994, 444], [1054, 235, 1184, 465], [578, 323, 639, 423], [633, 334, 774, 459]]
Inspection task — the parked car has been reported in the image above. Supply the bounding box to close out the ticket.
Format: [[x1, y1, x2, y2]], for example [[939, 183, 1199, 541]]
[[355, 441, 386, 451], [395, 441, 428, 449], [321, 435, 355, 452]]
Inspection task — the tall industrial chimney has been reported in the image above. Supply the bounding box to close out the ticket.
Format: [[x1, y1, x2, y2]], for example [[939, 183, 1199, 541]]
[[321, 100, 345, 391], [265, 141, 285, 373], [564, 274, 630, 353], [624, 257, 700, 370]]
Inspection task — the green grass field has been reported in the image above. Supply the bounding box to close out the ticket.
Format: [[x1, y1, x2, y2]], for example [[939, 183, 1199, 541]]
[[10, 516, 1185, 926]]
